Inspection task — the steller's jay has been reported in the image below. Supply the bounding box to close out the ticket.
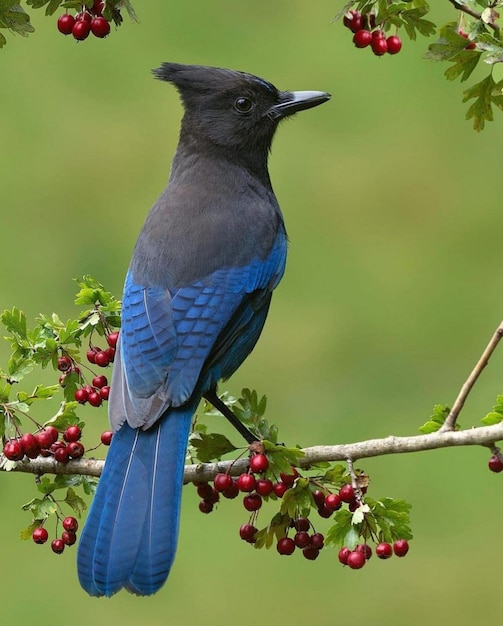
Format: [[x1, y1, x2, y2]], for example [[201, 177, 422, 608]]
[[77, 63, 330, 597]]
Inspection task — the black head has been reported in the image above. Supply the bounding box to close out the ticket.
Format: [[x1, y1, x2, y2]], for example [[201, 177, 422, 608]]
[[152, 63, 330, 166]]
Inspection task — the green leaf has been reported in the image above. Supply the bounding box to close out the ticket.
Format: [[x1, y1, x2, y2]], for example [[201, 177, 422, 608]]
[[64, 487, 87, 515], [44, 401, 80, 431], [444, 50, 481, 82], [19, 520, 44, 540], [326, 509, 358, 548], [6, 356, 34, 382], [463, 74, 499, 131], [481, 411, 503, 426], [189, 432, 237, 463], [419, 404, 450, 433], [21, 496, 57, 518], [1, 307, 27, 338], [279, 477, 313, 518]]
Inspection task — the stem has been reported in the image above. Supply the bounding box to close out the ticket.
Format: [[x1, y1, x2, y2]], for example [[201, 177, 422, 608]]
[[448, 0, 501, 32]]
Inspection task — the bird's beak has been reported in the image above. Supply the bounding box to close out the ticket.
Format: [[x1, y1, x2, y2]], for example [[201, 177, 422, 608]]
[[269, 90, 331, 120]]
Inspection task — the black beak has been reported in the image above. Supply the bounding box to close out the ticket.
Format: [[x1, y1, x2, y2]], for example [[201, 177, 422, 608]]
[[269, 90, 331, 120]]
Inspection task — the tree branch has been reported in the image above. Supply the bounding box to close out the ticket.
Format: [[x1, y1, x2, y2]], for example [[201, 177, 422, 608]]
[[3, 421, 503, 483], [448, 0, 501, 32]]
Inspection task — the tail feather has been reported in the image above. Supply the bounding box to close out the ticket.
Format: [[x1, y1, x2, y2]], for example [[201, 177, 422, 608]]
[[77, 404, 194, 597]]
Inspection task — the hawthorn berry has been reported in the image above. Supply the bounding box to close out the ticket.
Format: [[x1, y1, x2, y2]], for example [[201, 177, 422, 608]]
[[249, 453, 269, 473], [237, 473, 256, 493], [222, 479, 239, 499], [91, 16, 111, 38], [302, 547, 320, 561], [488, 454, 503, 473], [100, 386, 111, 400], [94, 351, 110, 367], [75, 388, 88, 404], [355, 543, 372, 560], [272, 481, 288, 498], [57, 14, 75, 35], [196, 483, 214, 500], [317, 504, 332, 519], [243, 493, 262, 512], [239, 523, 258, 543], [91, 0, 105, 15], [255, 478, 273, 496], [310, 532, 325, 550], [294, 517, 310, 532], [376, 542, 393, 559], [63, 425, 81, 443], [386, 35, 402, 55], [105, 347, 116, 362], [339, 484, 355, 503], [92, 375, 108, 389], [62, 516, 78, 532], [53, 446, 70, 463], [459, 30, 476, 50], [325, 492, 342, 511], [279, 467, 299, 487], [20, 433, 40, 459], [214, 473, 233, 492], [198, 499, 214, 514], [347, 550, 366, 569], [57, 356, 72, 372], [51, 538, 65, 554], [343, 10, 366, 33], [36, 427, 57, 449], [312, 489, 326, 508], [338, 547, 351, 565], [100, 431, 113, 446], [294, 531, 311, 548], [62, 530, 77, 546], [86, 348, 98, 364], [32, 527, 49, 544], [107, 332, 119, 348], [371, 36, 388, 56], [393, 539, 410, 557], [277, 537, 296, 555], [72, 19, 91, 41], [67, 441, 85, 459], [88, 391, 103, 407], [353, 30, 372, 48], [3, 439, 24, 461], [76, 11, 92, 23]]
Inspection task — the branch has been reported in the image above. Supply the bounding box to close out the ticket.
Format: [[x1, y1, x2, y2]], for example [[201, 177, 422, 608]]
[[448, 0, 501, 32], [4, 421, 503, 483]]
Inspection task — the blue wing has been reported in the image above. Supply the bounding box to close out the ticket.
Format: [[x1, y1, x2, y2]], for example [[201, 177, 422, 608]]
[[110, 230, 287, 430]]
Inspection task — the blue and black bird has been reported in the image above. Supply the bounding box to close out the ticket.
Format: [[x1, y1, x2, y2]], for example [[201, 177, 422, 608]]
[[77, 63, 330, 597]]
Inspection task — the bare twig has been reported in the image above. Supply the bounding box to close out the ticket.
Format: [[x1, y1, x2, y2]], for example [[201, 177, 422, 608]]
[[448, 0, 500, 32], [4, 421, 503, 483], [440, 321, 503, 432]]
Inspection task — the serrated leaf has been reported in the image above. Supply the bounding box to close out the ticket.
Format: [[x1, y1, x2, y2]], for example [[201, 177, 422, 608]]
[[323, 464, 347, 485], [21, 496, 57, 518], [190, 432, 237, 463], [444, 50, 481, 82], [1, 307, 27, 337], [481, 411, 503, 425], [64, 487, 87, 515], [463, 74, 499, 131], [19, 520, 44, 540], [279, 477, 312, 518], [37, 476, 57, 495], [44, 401, 80, 431]]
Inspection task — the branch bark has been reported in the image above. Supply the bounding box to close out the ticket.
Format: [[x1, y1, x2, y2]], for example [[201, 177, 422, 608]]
[[3, 421, 503, 484]]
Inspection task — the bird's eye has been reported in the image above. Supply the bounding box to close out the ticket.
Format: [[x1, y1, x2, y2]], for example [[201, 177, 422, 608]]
[[234, 97, 254, 114]]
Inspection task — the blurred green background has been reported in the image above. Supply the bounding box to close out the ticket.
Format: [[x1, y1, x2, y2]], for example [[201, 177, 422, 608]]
[[1, 1, 503, 624]]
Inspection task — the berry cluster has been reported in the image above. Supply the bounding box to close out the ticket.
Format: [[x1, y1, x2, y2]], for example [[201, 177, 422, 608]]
[[338, 539, 409, 569], [344, 10, 402, 56], [32, 516, 79, 555], [57, 2, 111, 42]]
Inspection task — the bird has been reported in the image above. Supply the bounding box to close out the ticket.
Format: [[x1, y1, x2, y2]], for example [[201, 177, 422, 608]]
[[77, 62, 330, 597]]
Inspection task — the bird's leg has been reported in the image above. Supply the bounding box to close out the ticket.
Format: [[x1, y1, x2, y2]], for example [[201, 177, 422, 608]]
[[203, 388, 259, 444]]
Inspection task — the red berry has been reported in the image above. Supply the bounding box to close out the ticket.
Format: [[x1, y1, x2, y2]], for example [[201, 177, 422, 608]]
[[239, 523, 258, 542], [100, 430, 113, 446], [62, 530, 77, 546], [317, 504, 332, 518], [222, 478, 239, 499], [53, 446, 70, 463], [72, 19, 91, 41], [325, 492, 342, 511], [243, 493, 262, 512], [99, 386, 110, 400], [51, 538, 65, 554], [294, 531, 311, 548], [20, 433, 40, 459], [76, 11, 92, 23], [105, 347, 116, 362], [91, 16, 111, 38], [107, 331, 119, 348], [57, 356, 72, 372], [459, 30, 476, 49], [214, 473, 233, 492], [67, 441, 85, 459], [353, 30, 372, 48], [376, 542, 393, 559], [386, 35, 402, 54], [312, 489, 326, 508], [36, 428, 57, 449], [63, 425, 81, 443], [94, 351, 110, 367], [92, 375, 108, 389], [255, 478, 273, 496], [237, 473, 256, 492], [88, 391, 103, 407], [32, 527, 49, 544], [198, 499, 214, 514], [347, 550, 366, 569], [272, 481, 288, 498], [249, 453, 269, 473], [279, 467, 299, 486], [86, 348, 98, 364], [339, 484, 355, 503], [302, 547, 320, 560], [372, 29, 386, 40], [355, 543, 372, 560], [74, 388, 88, 404], [62, 516, 78, 532], [371, 34, 388, 56], [57, 13, 75, 35], [338, 547, 351, 565], [393, 539, 410, 557], [294, 517, 310, 532], [488, 454, 503, 473], [343, 10, 366, 33], [196, 482, 214, 500], [277, 537, 296, 555], [3, 439, 24, 461], [310, 532, 325, 550], [91, 0, 105, 16], [348, 500, 359, 512]]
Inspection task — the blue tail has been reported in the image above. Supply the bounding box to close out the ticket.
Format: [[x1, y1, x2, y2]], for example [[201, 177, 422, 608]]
[[77, 404, 194, 597]]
